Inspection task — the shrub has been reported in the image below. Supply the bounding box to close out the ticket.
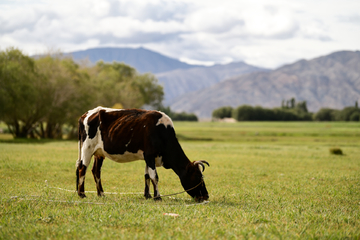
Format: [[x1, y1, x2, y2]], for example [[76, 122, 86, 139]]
[[314, 108, 337, 121], [232, 105, 312, 121], [172, 112, 198, 121], [338, 107, 360, 121], [212, 106, 233, 119], [349, 112, 360, 121], [232, 105, 256, 121], [329, 147, 343, 155], [158, 106, 198, 121]]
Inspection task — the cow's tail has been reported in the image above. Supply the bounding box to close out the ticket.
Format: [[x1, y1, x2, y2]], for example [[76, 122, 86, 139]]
[[76, 117, 84, 191]]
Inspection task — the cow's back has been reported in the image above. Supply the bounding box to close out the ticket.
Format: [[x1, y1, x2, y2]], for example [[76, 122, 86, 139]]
[[79, 107, 172, 164]]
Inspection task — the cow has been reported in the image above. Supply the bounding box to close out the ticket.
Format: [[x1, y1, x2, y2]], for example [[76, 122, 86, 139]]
[[76, 106, 210, 202]]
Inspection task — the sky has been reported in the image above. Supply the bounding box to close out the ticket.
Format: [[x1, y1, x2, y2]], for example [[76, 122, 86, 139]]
[[1, 0, 360, 69]]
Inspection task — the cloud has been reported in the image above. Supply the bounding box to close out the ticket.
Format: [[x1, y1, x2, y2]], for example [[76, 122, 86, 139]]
[[112, 0, 189, 21], [0, 0, 359, 68], [338, 14, 360, 24], [241, 5, 299, 39], [184, 7, 244, 34]]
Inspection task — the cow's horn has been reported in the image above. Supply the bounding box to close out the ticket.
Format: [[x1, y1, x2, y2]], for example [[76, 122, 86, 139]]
[[194, 160, 210, 172]]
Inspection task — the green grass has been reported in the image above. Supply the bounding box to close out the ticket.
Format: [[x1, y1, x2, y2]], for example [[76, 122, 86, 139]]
[[1, 122, 359, 239]]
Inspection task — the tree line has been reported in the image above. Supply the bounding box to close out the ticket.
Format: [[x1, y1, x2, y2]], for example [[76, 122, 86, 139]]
[[0, 48, 164, 139], [212, 98, 360, 121]]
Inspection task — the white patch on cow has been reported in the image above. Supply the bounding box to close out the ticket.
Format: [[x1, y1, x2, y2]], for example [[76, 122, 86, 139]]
[[79, 176, 85, 186], [76, 141, 82, 167], [156, 111, 174, 128], [76, 159, 82, 168], [148, 168, 157, 181], [103, 150, 145, 163], [80, 125, 102, 167], [104, 107, 124, 113], [148, 167, 161, 197], [83, 107, 124, 133]]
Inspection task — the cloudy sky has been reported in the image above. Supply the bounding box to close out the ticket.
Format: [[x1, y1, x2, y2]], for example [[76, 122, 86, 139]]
[[1, 0, 359, 68]]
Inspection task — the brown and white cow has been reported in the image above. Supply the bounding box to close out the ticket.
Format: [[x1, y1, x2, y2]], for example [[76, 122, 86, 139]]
[[76, 106, 210, 202]]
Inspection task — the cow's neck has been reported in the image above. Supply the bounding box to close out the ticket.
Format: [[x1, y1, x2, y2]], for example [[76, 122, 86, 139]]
[[161, 136, 191, 178]]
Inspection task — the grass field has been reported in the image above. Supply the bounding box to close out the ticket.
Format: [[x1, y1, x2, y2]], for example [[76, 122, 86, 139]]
[[0, 121, 359, 239]]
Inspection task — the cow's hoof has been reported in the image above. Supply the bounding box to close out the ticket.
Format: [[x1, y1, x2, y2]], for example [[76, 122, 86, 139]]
[[153, 196, 162, 201], [97, 192, 105, 197], [78, 192, 86, 198], [144, 194, 152, 199]]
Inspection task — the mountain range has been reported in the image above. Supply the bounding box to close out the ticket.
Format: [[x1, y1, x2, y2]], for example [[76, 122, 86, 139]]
[[68, 47, 198, 74], [171, 51, 360, 118], [67, 47, 360, 118], [156, 62, 268, 104]]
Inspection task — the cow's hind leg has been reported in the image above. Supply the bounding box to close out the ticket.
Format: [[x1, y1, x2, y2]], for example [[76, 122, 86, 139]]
[[76, 161, 87, 198], [92, 155, 105, 197], [76, 144, 93, 198]]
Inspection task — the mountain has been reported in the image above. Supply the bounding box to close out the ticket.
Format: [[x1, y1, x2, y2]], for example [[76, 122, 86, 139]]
[[68, 47, 199, 73], [170, 51, 360, 118], [156, 62, 268, 105], [67, 47, 267, 104]]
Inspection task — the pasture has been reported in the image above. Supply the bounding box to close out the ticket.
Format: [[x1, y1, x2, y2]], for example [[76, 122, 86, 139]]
[[0, 121, 359, 239]]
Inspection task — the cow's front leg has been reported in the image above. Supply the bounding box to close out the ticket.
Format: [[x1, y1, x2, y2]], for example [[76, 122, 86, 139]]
[[92, 155, 105, 197], [149, 167, 161, 201], [144, 157, 162, 201], [144, 164, 152, 199]]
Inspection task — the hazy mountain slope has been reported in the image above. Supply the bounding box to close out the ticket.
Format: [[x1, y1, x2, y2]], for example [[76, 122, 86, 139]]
[[68, 47, 199, 73], [156, 62, 268, 104], [171, 51, 360, 118]]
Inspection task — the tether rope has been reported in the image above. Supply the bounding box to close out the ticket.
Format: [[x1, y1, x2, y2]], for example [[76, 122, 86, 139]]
[[8, 180, 209, 206], [47, 178, 205, 200]]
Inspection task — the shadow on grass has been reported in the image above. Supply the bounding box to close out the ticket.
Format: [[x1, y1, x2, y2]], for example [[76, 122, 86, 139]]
[[0, 135, 76, 144], [176, 134, 213, 141]]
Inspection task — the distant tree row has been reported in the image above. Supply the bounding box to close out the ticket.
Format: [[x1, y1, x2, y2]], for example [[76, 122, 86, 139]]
[[158, 106, 198, 122], [0, 48, 164, 139], [212, 98, 360, 121], [314, 106, 360, 121]]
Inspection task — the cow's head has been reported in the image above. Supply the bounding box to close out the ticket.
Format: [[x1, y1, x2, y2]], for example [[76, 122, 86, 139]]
[[181, 160, 210, 202]]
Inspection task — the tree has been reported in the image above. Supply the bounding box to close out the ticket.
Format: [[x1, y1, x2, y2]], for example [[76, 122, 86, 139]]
[[158, 106, 198, 121], [0, 48, 49, 138], [232, 105, 255, 121], [296, 101, 308, 113], [339, 107, 360, 121], [0, 49, 164, 139], [34, 55, 94, 138], [314, 108, 336, 121], [172, 112, 198, 121], [133, 73, 163, 108], [350, 112, 360, 121], [91, 61, 163, 109], [212, 106, 233, 119]]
